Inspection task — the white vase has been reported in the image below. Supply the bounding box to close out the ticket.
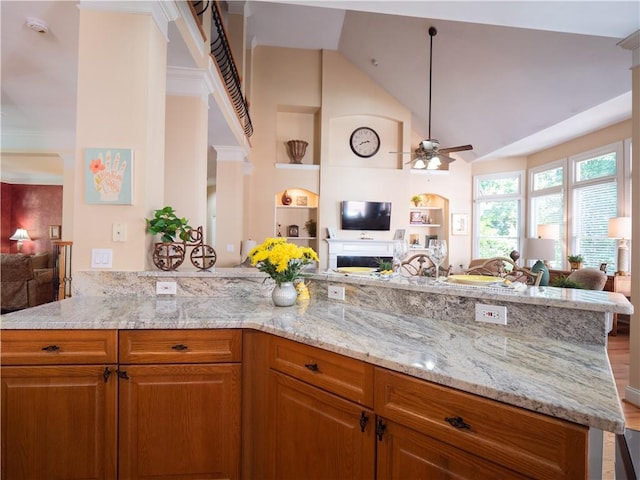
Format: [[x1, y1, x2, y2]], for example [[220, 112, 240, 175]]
[[272, 282, 297, 307]]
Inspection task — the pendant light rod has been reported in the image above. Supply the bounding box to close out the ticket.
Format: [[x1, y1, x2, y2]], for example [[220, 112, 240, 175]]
[[427, 26, 437, 140]]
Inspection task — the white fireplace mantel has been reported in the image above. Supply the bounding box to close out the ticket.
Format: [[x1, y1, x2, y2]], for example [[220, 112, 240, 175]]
[[326, 239, 398, 269]]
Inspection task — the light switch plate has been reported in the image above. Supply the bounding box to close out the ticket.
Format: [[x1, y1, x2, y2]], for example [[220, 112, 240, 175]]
[[91, 249, 113, 268]]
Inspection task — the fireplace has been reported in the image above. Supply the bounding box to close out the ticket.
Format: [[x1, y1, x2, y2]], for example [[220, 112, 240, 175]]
[[326, 239, 397, 270]]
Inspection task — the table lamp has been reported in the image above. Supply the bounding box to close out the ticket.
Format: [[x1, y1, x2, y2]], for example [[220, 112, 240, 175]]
[[526, 237, 556, 286], [608, 217, 631, 275], [9, 228, 31, 252]]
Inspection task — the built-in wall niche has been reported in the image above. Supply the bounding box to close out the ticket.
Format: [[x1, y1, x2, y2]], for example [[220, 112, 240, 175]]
[[275, 188, 318, 250], [276, 106, 320, 166], [407, 193, 448, 250]]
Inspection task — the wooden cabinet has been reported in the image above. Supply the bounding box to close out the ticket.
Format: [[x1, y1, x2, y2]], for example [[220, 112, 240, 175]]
[[118, 329, 242, 480], [1, 330, 118, 480], [375, 367, 588, 479], [266, 335, 375, 479], [1, 329, 242, 480]]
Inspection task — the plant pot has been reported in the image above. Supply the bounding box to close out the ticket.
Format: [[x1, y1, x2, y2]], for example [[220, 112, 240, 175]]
[[569, 261, 583, 271], [152, 242, 186, 271], [272, 282, 297, 307]]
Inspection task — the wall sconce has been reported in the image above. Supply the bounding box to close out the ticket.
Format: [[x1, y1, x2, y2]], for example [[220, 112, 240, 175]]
[[608, 217, 631, 275], [526, 237, 556, 286], [9, 228, 31, 252]]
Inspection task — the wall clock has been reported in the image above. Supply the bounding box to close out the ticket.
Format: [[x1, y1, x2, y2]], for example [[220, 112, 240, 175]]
[[349, 127, 380, 158]]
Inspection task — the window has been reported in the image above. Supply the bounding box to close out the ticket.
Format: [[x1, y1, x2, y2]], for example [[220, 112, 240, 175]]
[[529, 161, 565, 268], [568, 145, 622, 272], [474, 172, 524, 258], [527, 142, 628, 273]]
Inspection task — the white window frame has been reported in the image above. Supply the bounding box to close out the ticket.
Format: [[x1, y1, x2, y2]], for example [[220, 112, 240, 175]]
[[528, 159, 567, 266], [473, 170, 525, 258]]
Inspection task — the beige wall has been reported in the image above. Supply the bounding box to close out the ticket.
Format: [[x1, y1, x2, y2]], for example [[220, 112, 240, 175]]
[[248, 46, 473, 269], [73, 9, 167, 271]]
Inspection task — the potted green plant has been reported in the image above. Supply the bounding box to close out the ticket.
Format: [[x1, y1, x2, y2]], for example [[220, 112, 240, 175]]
[[376, 257, 393, 274], [550, 275, 586, 289], [146, 207, 193, 271], [146, 206, 192, 243], [411, 195, 422, 207], [567, 254, 584, 271], [304, 218, 317, 237]]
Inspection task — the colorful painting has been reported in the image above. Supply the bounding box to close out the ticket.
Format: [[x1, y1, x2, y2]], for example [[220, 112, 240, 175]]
[[85, 148, 133, 204]]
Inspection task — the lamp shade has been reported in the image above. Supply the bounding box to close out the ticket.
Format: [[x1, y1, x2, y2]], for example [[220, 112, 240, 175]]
[[525, 238, 555, 261], [9, 228, 31, 241], [537, 224, 560, 240], [608, 217, 631, 239]]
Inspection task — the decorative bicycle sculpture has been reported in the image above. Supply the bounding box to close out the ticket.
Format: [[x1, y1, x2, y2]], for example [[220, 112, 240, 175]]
[[152, 226, 217, 271]]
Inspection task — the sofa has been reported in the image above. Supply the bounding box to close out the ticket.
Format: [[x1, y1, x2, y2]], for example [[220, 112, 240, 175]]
[[1, 252, 55, 313]]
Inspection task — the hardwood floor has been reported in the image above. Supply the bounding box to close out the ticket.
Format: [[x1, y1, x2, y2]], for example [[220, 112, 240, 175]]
[[608, 323, 640, 430]]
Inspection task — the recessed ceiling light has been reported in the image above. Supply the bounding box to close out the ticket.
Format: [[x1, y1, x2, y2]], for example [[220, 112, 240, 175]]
[[25, 17, 49, 35]]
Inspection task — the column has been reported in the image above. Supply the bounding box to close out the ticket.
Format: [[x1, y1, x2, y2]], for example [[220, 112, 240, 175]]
[[619, 30, 640, 407]]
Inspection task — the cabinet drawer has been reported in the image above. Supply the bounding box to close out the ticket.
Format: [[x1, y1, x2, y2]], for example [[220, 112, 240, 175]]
[[0, 330, 117, 365], [375, 368, 587, 480], [119, 329, 241, 364], [269, 336, 374, 407]]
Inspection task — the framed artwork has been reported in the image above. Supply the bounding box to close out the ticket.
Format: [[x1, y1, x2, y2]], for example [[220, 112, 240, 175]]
[[452, 213, 469, 235], [288, 225, 299, 237], [85, 148, 133, 205], [327, 227, 337, 239], [296, 196, 308, 206], [425, 234, 438, 246], [393, 229, 406, 240], [49, 225, 61, 239], [410, 211, 423, 224]]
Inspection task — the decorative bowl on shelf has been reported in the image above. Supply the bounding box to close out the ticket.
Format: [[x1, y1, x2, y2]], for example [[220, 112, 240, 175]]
[[287, 140, 308, 164]]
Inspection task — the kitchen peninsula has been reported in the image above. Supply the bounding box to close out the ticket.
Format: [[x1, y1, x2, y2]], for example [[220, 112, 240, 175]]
[[1, 268, 632, 479]]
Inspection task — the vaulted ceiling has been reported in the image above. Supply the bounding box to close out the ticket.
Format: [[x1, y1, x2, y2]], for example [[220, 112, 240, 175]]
[[1, 1, 638, 183]]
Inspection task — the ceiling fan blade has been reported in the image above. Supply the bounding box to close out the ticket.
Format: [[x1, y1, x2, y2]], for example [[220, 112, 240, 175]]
[[439, 144, 473, 154], [438, 154, 456, 164]]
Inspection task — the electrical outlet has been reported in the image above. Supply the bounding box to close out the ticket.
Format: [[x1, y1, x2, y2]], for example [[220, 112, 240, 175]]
[[328, 285, 345, 300], [156, 281, 177, 295], [475, 304, 507, 325]]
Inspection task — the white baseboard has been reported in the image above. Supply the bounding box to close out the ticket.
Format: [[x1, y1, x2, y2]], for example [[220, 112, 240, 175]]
[[625, 385, 640, 408]]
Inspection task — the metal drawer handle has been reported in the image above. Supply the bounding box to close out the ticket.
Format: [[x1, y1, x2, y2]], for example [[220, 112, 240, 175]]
[[445, 416, 471, 430], [171, 344, 188, 351], [304, 363, 319, 372], [41, 345, 60, 352]]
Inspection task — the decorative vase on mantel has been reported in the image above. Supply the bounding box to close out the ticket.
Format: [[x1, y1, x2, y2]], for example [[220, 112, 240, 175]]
[[286, 140, 309, 164], [281, 190, 292, 205], [272, 282, 298, 307]]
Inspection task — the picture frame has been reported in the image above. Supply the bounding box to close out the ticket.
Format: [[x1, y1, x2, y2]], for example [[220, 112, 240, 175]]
[[327, 227, 337, 239], [49, 225, 61, 239], [451, 213, 469, 235], [288, 225, 299, 237], [425, 234, 438, 246], [410, 211, 423, 224], [393, 229, 406, 241], [296, 196, 308, 206], [84, 148, 134, 205]]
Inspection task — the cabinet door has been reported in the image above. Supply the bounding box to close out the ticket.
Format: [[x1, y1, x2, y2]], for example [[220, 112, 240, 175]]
[[269, 371, 375, 480], [119, 363, 241, 480], [1, 365, 117, 480], [377, 419, 528, 480]]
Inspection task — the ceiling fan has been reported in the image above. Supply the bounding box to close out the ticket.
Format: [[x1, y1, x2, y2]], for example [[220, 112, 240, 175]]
[[393, 26, 473, 170]]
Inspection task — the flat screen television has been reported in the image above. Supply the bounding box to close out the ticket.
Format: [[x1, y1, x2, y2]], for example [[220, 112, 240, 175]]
[[341, 200, 391, 231]]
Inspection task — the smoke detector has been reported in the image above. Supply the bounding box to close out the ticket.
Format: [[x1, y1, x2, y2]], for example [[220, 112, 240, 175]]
[[25, 17, 49, 35]]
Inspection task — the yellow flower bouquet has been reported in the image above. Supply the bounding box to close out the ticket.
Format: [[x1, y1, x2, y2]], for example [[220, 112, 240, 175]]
[[248, 237, 319, 286]]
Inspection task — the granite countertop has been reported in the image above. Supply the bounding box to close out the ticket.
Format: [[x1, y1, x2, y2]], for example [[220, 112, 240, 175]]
[[1, 292, 625, 434]]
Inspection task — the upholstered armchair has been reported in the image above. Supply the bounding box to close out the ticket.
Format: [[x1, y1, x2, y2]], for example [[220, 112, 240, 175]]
[[1, 253, 55, 313]]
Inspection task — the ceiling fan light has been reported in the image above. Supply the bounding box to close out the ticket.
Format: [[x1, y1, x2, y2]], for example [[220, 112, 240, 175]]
[[413, 158, 427, 169], [428, 156, 441, 169], [421, 139, 439, 151]]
